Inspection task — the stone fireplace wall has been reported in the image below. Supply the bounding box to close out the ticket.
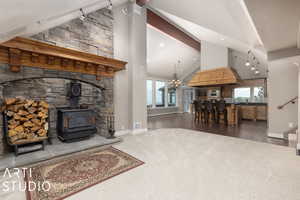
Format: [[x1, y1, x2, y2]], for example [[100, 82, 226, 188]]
[[0, 8, 114, 156]]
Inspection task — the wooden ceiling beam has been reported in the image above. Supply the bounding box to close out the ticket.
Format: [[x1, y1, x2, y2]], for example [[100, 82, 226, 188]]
[[136, 0, 150, 7], [147, 9, 201, 52]]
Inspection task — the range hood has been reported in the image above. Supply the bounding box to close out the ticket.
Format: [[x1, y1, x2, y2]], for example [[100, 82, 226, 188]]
[[188, 67, 239, 87], [188, 41, 240, 87]]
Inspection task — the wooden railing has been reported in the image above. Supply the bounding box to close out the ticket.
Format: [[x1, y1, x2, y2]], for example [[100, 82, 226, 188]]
[[277, 96, 298, 109]]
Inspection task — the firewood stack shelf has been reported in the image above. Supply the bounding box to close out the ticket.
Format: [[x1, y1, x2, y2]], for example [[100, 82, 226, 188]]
[[1, 98, 50, 156]]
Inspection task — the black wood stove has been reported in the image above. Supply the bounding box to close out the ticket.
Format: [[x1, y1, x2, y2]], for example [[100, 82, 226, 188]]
[[57, 108, 97, 142], [56, 81, 97, 142]]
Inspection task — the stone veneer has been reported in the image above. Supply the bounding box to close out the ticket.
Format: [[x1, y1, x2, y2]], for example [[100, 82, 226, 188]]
[[0, 8, 114, 156]]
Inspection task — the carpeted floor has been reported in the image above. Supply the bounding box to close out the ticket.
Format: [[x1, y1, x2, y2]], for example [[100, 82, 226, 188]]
[[1, 128, 300, 200]]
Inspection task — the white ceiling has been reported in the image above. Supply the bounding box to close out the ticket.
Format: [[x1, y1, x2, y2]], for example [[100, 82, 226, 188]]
[[148, 0, 265, 54], [147, 25, 200, 80], [244, 0, 300, 52], [147, 0, 269, 76]]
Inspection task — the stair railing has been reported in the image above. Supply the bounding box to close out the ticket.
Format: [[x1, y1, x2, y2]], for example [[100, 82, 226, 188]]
[[277, 96, 298, 110]]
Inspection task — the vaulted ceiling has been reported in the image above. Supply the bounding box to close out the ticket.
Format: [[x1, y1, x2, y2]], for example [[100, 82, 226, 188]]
[[244, 0, 300, 52], [147, 25, 200, 79], [0, 0, 127, 42], [148, 0, 264, 54]]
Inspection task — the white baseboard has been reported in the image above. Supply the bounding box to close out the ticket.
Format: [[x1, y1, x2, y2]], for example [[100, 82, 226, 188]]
[[132, 128, 148, 135], [148, 112, 183, 117], [115, 129, 131, 137], [268, 132, 284, 139]]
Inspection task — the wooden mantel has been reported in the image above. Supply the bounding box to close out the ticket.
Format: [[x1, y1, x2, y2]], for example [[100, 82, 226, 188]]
[[0, 37, 127, 79]]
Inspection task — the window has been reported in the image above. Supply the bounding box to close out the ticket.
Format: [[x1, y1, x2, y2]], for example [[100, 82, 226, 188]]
[[156, 81, 165, 107], [147, 80, 153, 107], [168, 88, 176, 106], [234, 87, 251, 102], [253, 87, 264, 102]]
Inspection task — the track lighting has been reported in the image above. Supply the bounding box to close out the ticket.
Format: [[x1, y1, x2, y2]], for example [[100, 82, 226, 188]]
[[79, 8, 86, 21], [107, 0, 113, 10], [245, 61, 250, 67]]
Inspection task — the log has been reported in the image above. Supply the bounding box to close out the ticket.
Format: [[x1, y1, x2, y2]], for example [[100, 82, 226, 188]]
[[31, 126, 41, 132], [38, 112, 48, 119], [17, 110, 29, 116], [13, 113, 21, 120], [24, 121, 34, 127], [2, 98, 49, 144], [6, 111, 15, 117], [31, 118, 41, 126], [27, 107, 37, 114], [39, 101, 49, 109], [14, 125, 24, 133], [37, 129, 47, 137], [24, 100, 34, 109], [5, 98, 17, 105]]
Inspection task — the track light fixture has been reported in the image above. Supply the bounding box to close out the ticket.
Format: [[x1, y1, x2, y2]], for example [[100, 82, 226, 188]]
[[245, 50, 261, 75], [79, 8, 87, 21], [107, 0, 113, 10], [245, 50, 251, 67]]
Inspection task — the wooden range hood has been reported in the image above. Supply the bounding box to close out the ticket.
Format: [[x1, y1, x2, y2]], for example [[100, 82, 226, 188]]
[[188, 67, 239, 87], [0, 37, 127, 80]]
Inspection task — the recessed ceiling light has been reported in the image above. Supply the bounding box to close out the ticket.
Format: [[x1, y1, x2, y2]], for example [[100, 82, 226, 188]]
[[159, 43, 165, 48], [245, 61, 250, 67], [251, 66, 256, 71], [255, 70, 260, 74], [220, 38, 225, 41]]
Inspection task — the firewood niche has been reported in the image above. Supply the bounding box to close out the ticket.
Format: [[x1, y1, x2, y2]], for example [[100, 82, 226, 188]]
[[0, 37, 127, 79]]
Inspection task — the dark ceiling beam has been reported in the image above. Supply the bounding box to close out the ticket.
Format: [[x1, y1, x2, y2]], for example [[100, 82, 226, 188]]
[[147, 9, 201, 52], [136, 0, 150, 7]]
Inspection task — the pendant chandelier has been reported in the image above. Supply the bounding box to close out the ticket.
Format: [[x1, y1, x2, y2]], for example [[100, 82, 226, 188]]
[[169, 60, 182, 89]]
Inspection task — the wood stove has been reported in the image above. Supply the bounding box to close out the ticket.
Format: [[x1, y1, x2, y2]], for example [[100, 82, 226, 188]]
[[57, 108, 97, 142]]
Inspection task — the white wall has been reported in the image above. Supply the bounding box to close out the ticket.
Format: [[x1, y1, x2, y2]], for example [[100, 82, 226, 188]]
[[268, 58, 299, 138], [113, 2, 147, 133], [113, 3, 130, 132], [201, 41, 228, 70]]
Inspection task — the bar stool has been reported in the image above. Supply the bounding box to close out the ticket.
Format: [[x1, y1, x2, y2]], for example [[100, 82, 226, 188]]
[[193, 100, 200, 122], [216, 100, 228, 125], [204, 100, 215, 124]]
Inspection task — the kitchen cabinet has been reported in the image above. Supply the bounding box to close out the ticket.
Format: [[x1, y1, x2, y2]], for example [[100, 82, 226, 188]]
[[238, 104, 267, 121]]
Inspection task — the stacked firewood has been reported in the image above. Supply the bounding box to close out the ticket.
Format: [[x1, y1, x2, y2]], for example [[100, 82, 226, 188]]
[[1, 98, 49, 144]]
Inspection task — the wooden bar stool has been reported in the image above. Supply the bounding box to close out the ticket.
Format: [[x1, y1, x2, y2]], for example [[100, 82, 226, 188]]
[[204, 100, 215, 124], [216, 100, 228, 125]]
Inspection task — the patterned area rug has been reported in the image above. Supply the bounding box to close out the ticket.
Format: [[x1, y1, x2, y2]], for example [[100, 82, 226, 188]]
[[25, 146, 144, 200]]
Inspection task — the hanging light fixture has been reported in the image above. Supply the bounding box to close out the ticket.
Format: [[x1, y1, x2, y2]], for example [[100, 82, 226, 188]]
[[169, 60, 182, 89]]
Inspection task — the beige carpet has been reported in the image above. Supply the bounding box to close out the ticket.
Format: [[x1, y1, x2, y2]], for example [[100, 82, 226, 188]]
[[1, 128, 300, 200]]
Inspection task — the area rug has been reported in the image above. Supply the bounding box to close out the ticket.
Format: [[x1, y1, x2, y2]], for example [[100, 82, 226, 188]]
[[25, 146, 144, 200]]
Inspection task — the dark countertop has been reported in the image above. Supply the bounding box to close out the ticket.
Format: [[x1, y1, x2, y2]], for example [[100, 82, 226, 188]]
[[226, 102, 267, 106]]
